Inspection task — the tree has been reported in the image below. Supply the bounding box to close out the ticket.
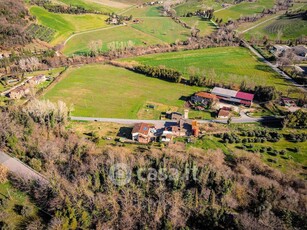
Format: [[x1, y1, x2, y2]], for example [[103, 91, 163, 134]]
[[254, 86, 277, 102]]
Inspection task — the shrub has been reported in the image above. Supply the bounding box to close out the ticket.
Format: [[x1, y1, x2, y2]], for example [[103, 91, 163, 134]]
[[0, 165, 8, 183]]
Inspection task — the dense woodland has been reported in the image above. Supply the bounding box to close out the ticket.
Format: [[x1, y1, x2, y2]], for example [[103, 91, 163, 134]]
[[0, 0, 33, 49], [0, 101, 306, 229]]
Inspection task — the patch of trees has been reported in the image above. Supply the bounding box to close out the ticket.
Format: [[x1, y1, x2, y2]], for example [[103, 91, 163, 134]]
[[0, 103, 306, 229], [283, 109, 307, 128], [0, 0, 33, 49], [182, 9, 214, 19], [284, 133, 307, 142], [133, 65, 182, 83], [254, 86, 278, 102]]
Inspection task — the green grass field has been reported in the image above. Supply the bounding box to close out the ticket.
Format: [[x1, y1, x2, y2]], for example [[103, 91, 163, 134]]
[[120, 47, 301, 96], [131, 17, 191, 43], [42, 64, 202, 118], [125, 5, 163, 17], [179, 17, 216, 36], [243, 14, 307, 41], [30, 6, 108, 44], [63, 25, 166, 55], [215, 0, 275, 22], [57, 0, 118, 13], [174, 0, 222, 16]]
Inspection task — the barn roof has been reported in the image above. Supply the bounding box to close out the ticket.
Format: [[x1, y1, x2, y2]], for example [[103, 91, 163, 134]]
[[236, 91, 254, 101], [211, 87, 237, 97]]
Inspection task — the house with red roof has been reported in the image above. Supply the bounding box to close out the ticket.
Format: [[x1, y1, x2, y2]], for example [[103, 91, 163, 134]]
[[132, 123, 156, 144]]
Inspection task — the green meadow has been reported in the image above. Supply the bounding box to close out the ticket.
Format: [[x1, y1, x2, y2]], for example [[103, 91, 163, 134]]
[[174, 0, 222, 16], [214, 0, 275, 21], [120, 47, 301, 96], [62, 25, 165, 55], [179, 17, 216, 36], [42, 64, 202, 118], [125, 5, 163, 17], [30, 6, 108, 44], [131, 17, 191, 43], [57, 0, 118, 13]]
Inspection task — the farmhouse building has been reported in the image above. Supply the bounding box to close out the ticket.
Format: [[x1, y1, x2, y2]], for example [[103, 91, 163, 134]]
[[191, 92, 217, 107], [211, 87, 254, 107], [8, 86, 30, 99], [132, 123, 156, 144], [28, 75, 46, 85]]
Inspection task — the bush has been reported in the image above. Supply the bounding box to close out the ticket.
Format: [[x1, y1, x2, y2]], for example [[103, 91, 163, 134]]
[[0, 165, 8, 183], [29, 158, 42, 172]]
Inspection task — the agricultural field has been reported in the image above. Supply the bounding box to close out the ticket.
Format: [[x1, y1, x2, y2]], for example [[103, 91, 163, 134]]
[[0, 182, 42, 229], [243, 14, 307, 41], [42, 64, 202, 118], [25, 24, 56, 43], [125, 5, 163, 17], [179, 17, 216, 36], [62, 25, 165, 55], [29, 6, 108, 44], [131, 17, 191, 43], [120, 47, 301, 97], [214, 0, 275, 22], [174, 0, 222, 16], [56, 0, 118, 13]]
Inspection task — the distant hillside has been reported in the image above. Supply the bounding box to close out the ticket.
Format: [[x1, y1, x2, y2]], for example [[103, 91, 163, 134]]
[[0, 0, 32, 49]]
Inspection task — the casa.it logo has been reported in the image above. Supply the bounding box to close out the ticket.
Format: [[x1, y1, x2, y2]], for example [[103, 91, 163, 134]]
[[108, 163, 131, 186]]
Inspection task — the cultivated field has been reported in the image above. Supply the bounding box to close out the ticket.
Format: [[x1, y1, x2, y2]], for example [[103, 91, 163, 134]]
[[56, 0, 118, 13], [62, 26, 165, 55], [30, 6, 108, 44], [131, 17, 191, 43], [243, 14, 307, 41], [120, 47, 301, 96], [214, 0, 275, 21], [179, 17, 216, 36], [174, 0, 222, 16], [124, 5, 163, 17], [42, 64, 202, 118]]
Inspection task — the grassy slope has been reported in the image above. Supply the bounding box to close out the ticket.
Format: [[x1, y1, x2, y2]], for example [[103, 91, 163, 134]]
[[57, 0, 118, 13], [125, 5, 163, 17], [215, 0, 275, 21], [174, 0, 222, 16], [120, 47, 300, 96], [131, 17, 191, 43], [30, 6, 108, 44], [63, 25, 165, 55], [42, 64, 202, 118], [243, 14, 307, 41], [179, 17, 216, 36]]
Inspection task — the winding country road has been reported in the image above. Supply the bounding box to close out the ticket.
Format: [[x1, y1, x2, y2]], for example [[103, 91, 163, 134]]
[[0, 151, 48, 184]]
